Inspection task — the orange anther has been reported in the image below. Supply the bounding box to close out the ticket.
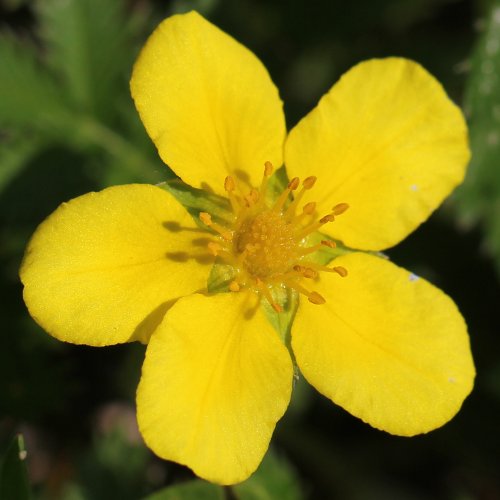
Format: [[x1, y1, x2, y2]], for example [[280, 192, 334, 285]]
[[207, 242, 221, 255], [302, 268, 318, 279], [321, 240, 337, 248], [303, 176, 317, 189], [308, 291, 326, 305], [264, 161, 274, 177], [272, 303, 283, 313], [224, 176, 236, 192], [200, 212, 212, 225], [320, 213, 336, 224], [288, 177, 300, 190], [333, 266, 348, 277], [229, 281, 240, 292], [302, 202, 316, 214], [293, 264, 317, 279], [332, 203, 349, 215]]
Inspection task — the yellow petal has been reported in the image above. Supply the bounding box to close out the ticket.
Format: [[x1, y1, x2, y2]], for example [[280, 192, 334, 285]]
[[285, 58, 470, 251], [131, 11, 286, 194], [292, 252, 475, 436], [20, 184, 210, 346], [137, 291, 293, 484]]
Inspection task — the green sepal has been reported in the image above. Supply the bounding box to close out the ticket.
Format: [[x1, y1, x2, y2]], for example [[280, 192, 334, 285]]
[[207, 260, 236, 293], [303, 231, 354, 266], [159, 179, 232, 224], [260, 287, 299, 348]]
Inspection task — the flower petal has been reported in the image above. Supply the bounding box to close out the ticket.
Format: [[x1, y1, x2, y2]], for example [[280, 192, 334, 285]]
[[285, 58, 470, 251], [20, 184, 210, 346], [292, 252, 475, 436], [137, 291, 293, 484], [131, 11, 286, 194]]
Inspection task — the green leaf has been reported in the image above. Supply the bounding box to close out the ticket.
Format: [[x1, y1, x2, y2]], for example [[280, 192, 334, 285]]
[[233, 449, 303, 500], [37, 0, 135, 122], [143, 479, 224, 500], [455, 0, 500, 273], [0, 434, 31, 500], [0, 34, 69, 131]]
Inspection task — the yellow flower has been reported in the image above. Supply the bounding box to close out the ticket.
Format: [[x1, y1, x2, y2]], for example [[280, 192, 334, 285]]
[[20, 11, 475, 485]]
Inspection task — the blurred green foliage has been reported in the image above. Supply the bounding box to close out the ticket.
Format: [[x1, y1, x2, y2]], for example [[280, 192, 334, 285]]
[[0, 434, 31, 500], [456, 0, 500, 275], [1, 0, 500, 499]]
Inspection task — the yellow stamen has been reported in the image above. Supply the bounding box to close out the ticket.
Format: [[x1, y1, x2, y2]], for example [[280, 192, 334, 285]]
[[199, 212, 233, 240], [224, 175, 241, 214], [321, 240, 336, 249], [207, 241, 222, 256], [333, 266, 348, 277], [283, 278, 325, 305], [293, 265, 318, 279], [294, 212, 336, 240], [273, 177, 299, 213], [200, 163, 350, 309], [332, 203, 349, 215], [285, 176, 318, 219], [256, 279, 282, 313], [259, 161, 274, 197], [308, 291, 326, 305], [303, 202, 316, 215], [224, 176, 236, 192]]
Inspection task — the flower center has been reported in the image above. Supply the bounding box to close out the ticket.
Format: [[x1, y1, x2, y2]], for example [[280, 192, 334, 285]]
[[200, 162, 349, 312], [235, 209, 297, 279]]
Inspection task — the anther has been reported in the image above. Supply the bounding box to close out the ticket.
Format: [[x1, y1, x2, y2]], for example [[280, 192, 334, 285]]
[[200, 212, 212, 225], [319, 213, 336, 224], [225, 176, 236, 192], [292, 265, 318, 279], [332, 203, 349, 215], [303, 202, 316, 215], [208, 242, 222, 256], [273, 178, 297, 212], [321, 240, 336, 249], [303, 176, 317, 189], [199, 212, 232, 240], [264, 161, 274, 177], [308, 291, 326, 305], [333, 266, 348, 277], [244, 188, 259, 206], [256, 279, 283, 313], [272, 303, 283, 313], [288, 177, 300, 190], [229, 281, 240, 292], [304, 268, 318, 279], [257, 161, 274, 205]]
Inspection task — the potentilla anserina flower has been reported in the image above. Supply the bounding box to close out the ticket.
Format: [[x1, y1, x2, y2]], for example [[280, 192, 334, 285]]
[[20, 11, 475, 485]]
